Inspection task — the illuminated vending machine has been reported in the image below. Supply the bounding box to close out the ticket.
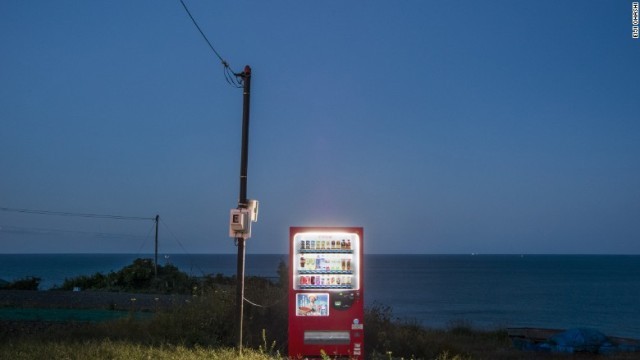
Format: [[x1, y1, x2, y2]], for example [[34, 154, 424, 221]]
[[288, 227, 364, 359]]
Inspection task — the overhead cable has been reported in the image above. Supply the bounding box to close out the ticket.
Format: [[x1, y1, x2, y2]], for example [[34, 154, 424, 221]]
[[0, 225, 149, 239], [179, 0, 244, 88], [159, 218, 207, 276], [0, 206, 154, 221]]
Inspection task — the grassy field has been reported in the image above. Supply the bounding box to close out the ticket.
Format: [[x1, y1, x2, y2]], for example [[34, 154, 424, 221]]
[[0, 339, 276, 360], [2, 297, 639, 359], [2, 260, 638, 359], [2, 334, 640, 360]]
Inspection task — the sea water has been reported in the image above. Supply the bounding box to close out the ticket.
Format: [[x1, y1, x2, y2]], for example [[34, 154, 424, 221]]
[[365, 255, 640, 339], [0, 254, 638, 338]]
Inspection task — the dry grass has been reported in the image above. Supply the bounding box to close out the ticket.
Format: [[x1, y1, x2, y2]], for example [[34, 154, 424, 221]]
[[0, 339, 275, 360]]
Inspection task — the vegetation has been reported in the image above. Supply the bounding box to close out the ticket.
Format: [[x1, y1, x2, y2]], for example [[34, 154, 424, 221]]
[[2, 259, 638, 359], [55, 258, 197, 294], [0, 276, 40, 291], [0, 340, 276, 360]]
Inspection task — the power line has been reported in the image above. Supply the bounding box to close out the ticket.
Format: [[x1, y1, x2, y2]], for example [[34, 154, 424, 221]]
[[179, 0, 226, 65], [178, 0, 243, 88], [159, 218, 207, 276], [0, 225, 149, 240], [0, 206, 154, 221]]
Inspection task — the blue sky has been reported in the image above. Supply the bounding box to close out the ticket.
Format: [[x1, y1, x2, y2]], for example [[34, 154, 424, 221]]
[[1, 1, 639, 254]]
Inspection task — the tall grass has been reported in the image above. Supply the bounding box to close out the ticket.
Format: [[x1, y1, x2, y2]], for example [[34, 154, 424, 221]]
[[3, 259, 639, 359], [0, 339, 275, 360], [364, 302, 509, 359]]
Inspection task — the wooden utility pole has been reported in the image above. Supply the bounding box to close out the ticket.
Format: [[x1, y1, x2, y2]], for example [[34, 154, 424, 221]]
[[236, 65, 251, 353], [154, 214, 159, 277]]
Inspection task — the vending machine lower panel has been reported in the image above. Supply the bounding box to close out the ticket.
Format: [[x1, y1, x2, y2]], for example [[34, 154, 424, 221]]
[[304, 331, 351, 345], [289, 323, 363, 358]]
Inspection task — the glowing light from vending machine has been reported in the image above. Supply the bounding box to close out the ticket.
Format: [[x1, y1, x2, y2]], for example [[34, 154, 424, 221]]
[[293, 232, 360, 252], [293, 231, 360, 291]]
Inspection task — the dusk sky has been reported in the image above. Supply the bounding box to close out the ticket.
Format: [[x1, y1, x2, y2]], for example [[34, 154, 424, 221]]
[[2, 1, 639, 254]]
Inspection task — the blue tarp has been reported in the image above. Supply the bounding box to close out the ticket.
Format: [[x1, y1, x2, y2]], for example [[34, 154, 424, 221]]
[[513, 328, 640, 354]]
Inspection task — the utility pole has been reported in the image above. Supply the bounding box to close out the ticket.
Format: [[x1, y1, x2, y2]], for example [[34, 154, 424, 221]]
[[235, 65, 251, 353], [154, 214, 159, 277]]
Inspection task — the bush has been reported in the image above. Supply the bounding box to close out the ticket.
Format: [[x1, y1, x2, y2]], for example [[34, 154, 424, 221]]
[[56, 258, 203, 294], [92, 286, 237, 347], [0, 276, 41, 290], [44, 258, 289, 350]]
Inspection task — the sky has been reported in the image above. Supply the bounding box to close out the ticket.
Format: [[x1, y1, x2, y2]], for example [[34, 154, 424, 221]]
[[1, 1, 639, 255]]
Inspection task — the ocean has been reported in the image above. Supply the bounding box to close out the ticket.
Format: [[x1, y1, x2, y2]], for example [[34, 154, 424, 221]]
[[1, 254, 638, 339]]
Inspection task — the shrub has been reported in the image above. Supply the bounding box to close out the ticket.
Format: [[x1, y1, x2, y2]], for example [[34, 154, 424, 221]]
[[0, 276, 41, 290], [57, 258, 203, 294]]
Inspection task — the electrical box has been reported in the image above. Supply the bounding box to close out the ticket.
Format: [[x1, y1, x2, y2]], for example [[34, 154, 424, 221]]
[[228, 199, 259, 239], [229, 209, 251, 238], [247, 199, 259, 223]]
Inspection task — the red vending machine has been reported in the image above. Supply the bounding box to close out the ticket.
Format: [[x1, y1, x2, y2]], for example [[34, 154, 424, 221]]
[[288, 227, 364, 359]]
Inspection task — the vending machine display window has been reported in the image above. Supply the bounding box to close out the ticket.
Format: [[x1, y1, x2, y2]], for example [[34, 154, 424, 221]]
[[292, 232, 360, 291]]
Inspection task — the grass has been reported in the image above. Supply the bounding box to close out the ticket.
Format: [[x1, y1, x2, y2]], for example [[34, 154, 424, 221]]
[[3, 333, 639, 360], [1, 259, 638, 359], [0, 339, 275, 360], [3, 297, 639, 359]]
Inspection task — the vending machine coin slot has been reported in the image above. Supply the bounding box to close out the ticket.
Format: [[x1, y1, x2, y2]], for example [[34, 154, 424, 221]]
[[331, 291, 355, 310]]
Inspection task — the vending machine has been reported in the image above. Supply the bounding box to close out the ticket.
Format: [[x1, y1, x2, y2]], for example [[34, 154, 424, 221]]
[[288, 227, 364, 359]]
